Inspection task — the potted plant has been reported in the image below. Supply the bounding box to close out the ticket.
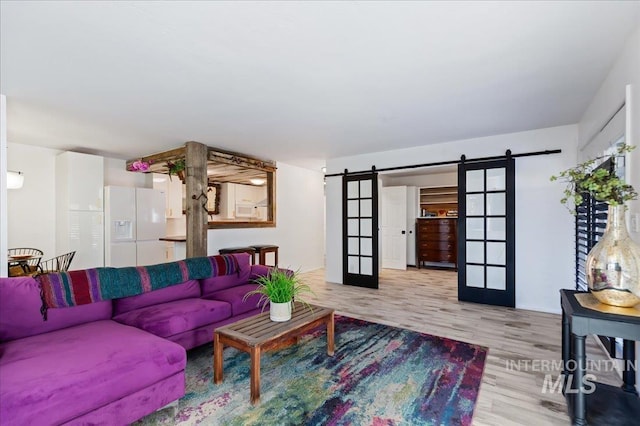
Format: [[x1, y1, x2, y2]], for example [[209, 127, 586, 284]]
[[550, 144, 637, 213], [243, 268, 314, 321], [550, 143, 639, 307], [167, 159, 186, 182]]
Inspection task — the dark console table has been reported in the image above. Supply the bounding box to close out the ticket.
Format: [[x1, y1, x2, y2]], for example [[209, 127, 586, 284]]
[[218, 247, 256, 264], [560, 290, 640, 425]]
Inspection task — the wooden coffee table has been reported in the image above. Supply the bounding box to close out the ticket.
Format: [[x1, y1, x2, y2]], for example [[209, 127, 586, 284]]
[[213, 303, 334, 404]]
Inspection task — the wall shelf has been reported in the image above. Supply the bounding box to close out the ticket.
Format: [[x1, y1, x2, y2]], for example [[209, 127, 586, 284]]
[[419, 185, 458, 216]]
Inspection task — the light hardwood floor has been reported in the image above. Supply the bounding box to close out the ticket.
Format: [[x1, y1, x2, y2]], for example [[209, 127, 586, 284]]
[[300, 267, 622, 426]]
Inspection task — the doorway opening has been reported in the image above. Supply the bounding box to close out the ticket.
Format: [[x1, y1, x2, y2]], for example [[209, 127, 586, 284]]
[[379, 164, 460, 299], [380, 163, 459, 271]]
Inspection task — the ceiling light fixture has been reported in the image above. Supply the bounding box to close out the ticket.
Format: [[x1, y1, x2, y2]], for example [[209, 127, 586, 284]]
[[7, 171, 24, 189], [250, 178, 266, 186]]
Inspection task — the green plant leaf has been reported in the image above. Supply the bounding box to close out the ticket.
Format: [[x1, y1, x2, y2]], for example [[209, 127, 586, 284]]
[[550, 144, 637, 214], [243, 267, 315, 307]]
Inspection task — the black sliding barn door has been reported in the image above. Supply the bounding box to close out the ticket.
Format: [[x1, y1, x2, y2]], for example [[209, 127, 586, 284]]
[[343, 172, 379, 289], [458, 156, 515, 307]]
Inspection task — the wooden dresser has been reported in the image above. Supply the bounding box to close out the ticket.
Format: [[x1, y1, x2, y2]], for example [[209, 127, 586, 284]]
[[416, 218, 457, 269]]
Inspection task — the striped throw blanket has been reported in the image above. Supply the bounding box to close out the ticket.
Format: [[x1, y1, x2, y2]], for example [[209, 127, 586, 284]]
[[37, 255, 239, 318]]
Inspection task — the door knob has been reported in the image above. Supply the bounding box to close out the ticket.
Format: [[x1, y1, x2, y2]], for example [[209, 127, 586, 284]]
[[401, 230, 406, 234]]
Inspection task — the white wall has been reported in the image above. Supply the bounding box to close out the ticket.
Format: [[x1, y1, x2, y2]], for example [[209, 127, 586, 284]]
[[578, 23, 640, 247], [7, 143, 60, 259], [326, 124, 578, 313], [577, 19, 640, 394], [207, 162, 325, 273], [104, 157, 149, 188], [1, 95, 7, 277]]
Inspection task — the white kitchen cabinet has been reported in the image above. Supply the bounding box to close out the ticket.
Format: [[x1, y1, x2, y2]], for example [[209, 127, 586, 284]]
[[235, 183, 264, 204], [153, 173, 183, 218], [218, 183, 267, 219], [56, 152, 105, 269], [165, 242, 175, 262], [167, 177, 183, 218], [173, 241, 186, 261], [62, 210, 104, 270], [218, 182, 235, 219], [56, 152, 104, 211]]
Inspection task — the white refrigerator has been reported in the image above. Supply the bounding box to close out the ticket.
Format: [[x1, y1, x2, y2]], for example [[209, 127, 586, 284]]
[[105, 186, 167, 267]]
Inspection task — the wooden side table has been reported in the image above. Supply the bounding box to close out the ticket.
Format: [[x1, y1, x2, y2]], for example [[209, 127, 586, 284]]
[[218, 247, 256, 264], [250, 245, 279, 266], [560, 290, 640, 425]]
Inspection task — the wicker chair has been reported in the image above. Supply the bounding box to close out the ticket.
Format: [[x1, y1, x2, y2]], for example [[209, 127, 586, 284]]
[[38, 251, 76, 274], [8, 248, 43, 276]]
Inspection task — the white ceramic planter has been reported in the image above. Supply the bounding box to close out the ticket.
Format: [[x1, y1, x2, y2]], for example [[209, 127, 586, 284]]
[[270, 301, 292, 322]]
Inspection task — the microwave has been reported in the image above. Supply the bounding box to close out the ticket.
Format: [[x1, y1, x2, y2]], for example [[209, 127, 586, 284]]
[[235, 203, 255, 218]]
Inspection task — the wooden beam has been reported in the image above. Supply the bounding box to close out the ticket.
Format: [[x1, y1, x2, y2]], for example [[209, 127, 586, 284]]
[[207, 147, 277, 172], [185, 141, 208, 258], [125, 147, 186, 172]]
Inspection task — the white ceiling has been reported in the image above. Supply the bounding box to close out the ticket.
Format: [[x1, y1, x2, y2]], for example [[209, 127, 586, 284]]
[[1, 1, 639, 170]]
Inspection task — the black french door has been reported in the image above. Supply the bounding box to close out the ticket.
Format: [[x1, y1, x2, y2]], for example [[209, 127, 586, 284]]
[[343, 172, 379, 289], [458, 157, 515, 307]]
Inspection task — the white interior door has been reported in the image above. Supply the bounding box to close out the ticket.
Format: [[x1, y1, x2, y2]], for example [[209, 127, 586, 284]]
[[381, 186, 407, 270], [406, 186, 418, 266]]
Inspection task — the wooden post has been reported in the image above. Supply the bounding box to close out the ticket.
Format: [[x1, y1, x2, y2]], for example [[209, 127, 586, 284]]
[[185, 141, 208, 258]]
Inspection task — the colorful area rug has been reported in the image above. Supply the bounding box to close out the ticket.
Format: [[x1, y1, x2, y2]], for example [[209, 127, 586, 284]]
[[137, 316, 487, 425]]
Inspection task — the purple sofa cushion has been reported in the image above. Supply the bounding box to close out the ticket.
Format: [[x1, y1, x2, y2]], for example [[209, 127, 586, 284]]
[[0, 277, 112, 342], [0, 320, 185, 426], [113, 279, 201, 316], [250, 264, 272, 281], [113, 298, 231, 338], [165, 307, 263, 350], [200, 253, 251, 296], [204, 283, 264, 316]]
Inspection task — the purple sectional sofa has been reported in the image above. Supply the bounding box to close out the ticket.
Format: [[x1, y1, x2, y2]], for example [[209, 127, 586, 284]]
[[0, 253, 269, 425]]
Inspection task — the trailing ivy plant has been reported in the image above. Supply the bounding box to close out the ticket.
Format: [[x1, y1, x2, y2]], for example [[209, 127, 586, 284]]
[[550, 144, 637, 214], [166, 159, 186, 181]]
